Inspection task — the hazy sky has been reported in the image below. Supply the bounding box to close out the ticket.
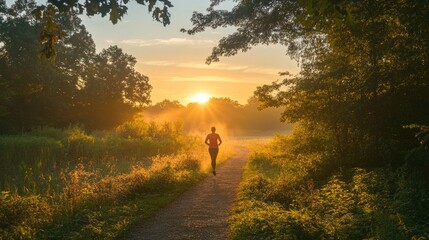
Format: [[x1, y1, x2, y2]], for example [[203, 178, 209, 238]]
[[11, 0, 300, 104]]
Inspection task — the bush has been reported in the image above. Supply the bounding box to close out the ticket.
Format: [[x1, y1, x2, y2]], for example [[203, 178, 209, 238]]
[[248, 152, 277, 171], [115, 120, 148, 138], [0, 192, 53, 239], [229, 200, 317, 240], [29, 126, 66, 140], [239, 174, 273, 201]]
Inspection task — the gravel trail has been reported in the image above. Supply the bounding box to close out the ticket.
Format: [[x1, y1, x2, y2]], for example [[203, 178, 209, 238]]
[[121, 147, 248, 240]]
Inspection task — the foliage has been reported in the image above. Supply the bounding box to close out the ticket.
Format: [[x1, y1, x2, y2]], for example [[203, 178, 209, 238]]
[[187, 0, 429, 168], [0, 192, 53, 239], [30, 0, 173, 58], [230, 129, 429, 240], [230, 200, 316, 240], [186, 8, 429, 239], [0, 1, 152, 132]]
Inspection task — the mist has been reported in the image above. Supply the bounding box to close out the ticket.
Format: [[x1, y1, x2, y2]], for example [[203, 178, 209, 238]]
[[140, 97, 293, 138]]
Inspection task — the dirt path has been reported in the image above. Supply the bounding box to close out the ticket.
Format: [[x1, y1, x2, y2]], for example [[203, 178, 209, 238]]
[[121, 147, 248, 240]]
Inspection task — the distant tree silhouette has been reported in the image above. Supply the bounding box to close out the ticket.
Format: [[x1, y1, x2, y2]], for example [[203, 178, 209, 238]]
[[144, 97, 291, 136], [150, 100, 184, 114]]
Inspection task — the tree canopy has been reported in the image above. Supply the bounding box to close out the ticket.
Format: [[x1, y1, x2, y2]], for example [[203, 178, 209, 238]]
[[0, 0, 152, 132], [28, 0, 173, 58], [185, 0, 429, 166]]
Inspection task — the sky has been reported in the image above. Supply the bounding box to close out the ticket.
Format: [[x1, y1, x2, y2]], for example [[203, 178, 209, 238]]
[[11, 0, 300, 105]]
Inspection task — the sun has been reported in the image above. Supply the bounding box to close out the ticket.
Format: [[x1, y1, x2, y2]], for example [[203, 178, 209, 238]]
[[191, 93, 210, 104]]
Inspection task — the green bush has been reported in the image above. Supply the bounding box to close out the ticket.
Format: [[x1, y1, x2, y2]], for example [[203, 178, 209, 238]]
[[0, 191, 53, 240], [115, 120, 148, 138], [239, 174, 273, 201], [230, 200, 317, 240], [29, 126, 66, 140]]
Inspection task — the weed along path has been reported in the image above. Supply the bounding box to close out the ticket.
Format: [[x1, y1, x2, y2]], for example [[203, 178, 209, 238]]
[[121, 147, 249, 240]]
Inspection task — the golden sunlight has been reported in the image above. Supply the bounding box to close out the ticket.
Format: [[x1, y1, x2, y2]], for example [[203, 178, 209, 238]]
[[191, 93, 210, 104]]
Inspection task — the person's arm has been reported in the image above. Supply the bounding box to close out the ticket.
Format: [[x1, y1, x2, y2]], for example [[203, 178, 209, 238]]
[[205, 135, 210, 146], [218, 135, 222, 146]]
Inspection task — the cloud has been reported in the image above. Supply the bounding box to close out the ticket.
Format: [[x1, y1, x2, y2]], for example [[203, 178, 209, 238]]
[[106, 40, 115, 44], [167, 76, 243, 83], [141, 60, 285, 75], [243, 67, 283, 75], [121, 38, 216, 47], [140, 60, 176, 66], [166, 75, 266, 84], [177, 62, 249, 71]]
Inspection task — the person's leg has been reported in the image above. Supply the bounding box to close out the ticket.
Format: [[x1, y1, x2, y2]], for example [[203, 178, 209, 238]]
[[209, 148, 219, 175]]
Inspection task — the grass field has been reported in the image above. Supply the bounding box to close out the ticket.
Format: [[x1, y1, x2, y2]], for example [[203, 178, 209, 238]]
[[0, 120, 234, 239]]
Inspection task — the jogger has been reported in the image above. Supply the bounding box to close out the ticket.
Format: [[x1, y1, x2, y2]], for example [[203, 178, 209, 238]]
[[205, 127, 222, 175]]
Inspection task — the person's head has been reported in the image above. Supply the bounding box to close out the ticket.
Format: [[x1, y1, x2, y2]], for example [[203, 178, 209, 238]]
[[211, 126, 216, 133]]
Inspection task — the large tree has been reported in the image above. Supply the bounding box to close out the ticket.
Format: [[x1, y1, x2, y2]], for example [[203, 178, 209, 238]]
[[185, 0, 429, 165], [0, 0, 86, 131], [0, 0, 152, 132], [79, 45, 151, 129]]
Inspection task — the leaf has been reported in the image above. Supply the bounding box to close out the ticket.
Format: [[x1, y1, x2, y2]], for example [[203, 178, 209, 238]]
[[31, 8, 43, 20], [110, 6, 119, 24], [78, 3, 84, 14], [148, 0, 156, 12]]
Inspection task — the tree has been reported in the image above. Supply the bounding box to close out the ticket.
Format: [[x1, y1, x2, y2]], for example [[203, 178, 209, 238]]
[[147, 99, 184, 114], [0, 0, 84, 131], [31, 0, 173, 58], [78, 45, 151, 129], [0, 0, 152, 132], [185, 0, 429, 165]]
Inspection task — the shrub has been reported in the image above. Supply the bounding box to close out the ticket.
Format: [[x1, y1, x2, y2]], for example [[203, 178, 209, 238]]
[[248, 152, 277, 171], [115, 120, 148, 138], [239, 174, 273, 201], [172, 155, 201, 172], [0, 192, 53, 239], [29, 126, 66, 140], [229, 200, 317, 240]]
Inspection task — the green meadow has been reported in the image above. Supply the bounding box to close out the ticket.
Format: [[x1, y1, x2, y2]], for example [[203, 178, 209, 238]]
[[0, 121, 233, 239]]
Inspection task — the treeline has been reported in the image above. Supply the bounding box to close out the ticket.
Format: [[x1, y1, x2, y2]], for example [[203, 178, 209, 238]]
[[0, 0, 151, 133], [142, 97, 292, 136]]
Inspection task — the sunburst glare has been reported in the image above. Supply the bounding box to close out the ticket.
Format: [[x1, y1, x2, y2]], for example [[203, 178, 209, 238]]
[[191, 93, 210, 104]]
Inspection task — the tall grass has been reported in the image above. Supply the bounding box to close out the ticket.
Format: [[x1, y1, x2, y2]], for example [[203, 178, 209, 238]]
[[0, 120, 234, 239], [229, 128, 429, 240]]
